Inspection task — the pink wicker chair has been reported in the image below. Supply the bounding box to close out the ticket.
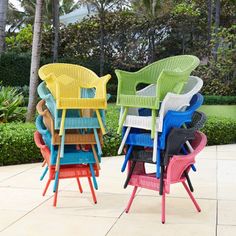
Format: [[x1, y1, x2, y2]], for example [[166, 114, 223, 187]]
[[125, 131, 207, 223]]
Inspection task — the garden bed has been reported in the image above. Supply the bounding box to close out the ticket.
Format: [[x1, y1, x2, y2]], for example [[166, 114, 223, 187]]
[[0, 104, 235, 166]]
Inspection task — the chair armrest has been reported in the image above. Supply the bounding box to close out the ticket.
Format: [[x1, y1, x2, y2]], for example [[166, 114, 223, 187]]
[[95, 74, 111, 99], [115, 69, 139, 96], [36, 100, 47, 116], [156, 70, 188, 101]]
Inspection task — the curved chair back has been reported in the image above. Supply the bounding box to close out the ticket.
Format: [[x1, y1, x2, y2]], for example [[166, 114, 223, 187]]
[[35, 115, 52, 148], [186, 111, 207, 130], [163, 127, 195, 166], [165, 131, 207, 192], [39, 63, 99, 84], [158, 93, 204, 149], [38, 63, 110, 107], [158, 76, 203, 131], [34, 131, 51, 165]]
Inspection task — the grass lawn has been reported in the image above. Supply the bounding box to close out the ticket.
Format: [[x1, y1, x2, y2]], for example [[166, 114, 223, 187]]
[[107, 104, 236, 121], [198, 105, 236, 120]]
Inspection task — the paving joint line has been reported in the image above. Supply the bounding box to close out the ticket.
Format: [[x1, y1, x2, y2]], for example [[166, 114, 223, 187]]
[[0, 195, 54, 233], [105, 188, 141, 235], [0, 165, 39, 183]]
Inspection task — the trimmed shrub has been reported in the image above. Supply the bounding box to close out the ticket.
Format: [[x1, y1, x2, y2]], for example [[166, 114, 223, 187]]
[[0, 112, 235, 166], [0, 53, 31, 86], [204, 96, 236, 105], [202, 116, 236, 145], [0, 122, 41, 165]]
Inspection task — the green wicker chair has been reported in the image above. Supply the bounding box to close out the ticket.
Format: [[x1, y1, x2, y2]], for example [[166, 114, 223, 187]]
[[116, 55, 200, 138]]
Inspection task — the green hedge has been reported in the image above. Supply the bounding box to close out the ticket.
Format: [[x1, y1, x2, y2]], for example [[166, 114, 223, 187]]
[[202, 116, 236, 145], [0, 116, 235, 165], [0, 53, 31, 86], [204, 96, 236, 105], [0, 52, 117, 87], [0, 122, 41, 165]]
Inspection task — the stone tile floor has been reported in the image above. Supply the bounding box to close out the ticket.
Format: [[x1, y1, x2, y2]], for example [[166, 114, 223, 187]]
[[0, 144, 235, 236]]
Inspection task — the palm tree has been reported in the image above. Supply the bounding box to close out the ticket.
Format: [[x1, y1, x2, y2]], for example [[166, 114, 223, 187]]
[[131, 0, 172, 62], [60, 0, 81, 15], [7, 0, 80, 30], [0, 0, 8, 53], [81, 0, 124, 75], [26, 0, 44, 122], [52, 0, 60, 62]]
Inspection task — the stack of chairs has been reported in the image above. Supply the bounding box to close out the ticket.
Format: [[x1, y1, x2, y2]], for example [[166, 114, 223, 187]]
[[116, 55, 208, 223], [34, 63, 111, 206]]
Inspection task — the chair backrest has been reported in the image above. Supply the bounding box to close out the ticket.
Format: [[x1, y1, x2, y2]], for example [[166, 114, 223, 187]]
[[35, 115, 52, 148], [158, 93, 204, 149], [157, 76, 203, 131], [34, 131, 51, 165], [186, 111, 207, 130], [39, 63, 99, 85], [37, 82, 57, 118], [38, 63, 110, 100], [163, 127, 195, 166], [165, 131, 207, 192], [135, 55, 199, 85]]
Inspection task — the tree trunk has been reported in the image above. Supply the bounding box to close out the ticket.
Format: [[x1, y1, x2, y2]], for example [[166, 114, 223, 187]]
[[213, 0, 221, 62], [207, 0, 212, 45], [149, 27, 156, 63], [0, 0, 8, 54], [26, 0, 44, 122], [99, 4, 105, 76], [52, 0, 60, 62]]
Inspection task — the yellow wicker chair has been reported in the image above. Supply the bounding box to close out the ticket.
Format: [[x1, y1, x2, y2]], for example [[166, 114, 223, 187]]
[[38, 63, 111, 135]]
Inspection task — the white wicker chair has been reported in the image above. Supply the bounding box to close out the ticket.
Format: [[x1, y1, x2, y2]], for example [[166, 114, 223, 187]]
[[118, 76, 203, 162]]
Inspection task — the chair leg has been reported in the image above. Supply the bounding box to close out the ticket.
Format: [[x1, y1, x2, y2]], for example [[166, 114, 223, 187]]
[[53, 149, 61, 192], [182, 181, 201, 212], [159, 165, 165, 195], [117, 107, 128, 134], [118, 127, 131, 155], [59, 109, 66, 136], [95, 110, 106, 135], [124, 161, 136, 189], [40, 166, 48, 181], [125, 186, 138, 213], [53, 179, 60, 207], [151, 109, 156, 139], [93, 128, 102, 156], [88, 177, 97, 204], [152, 132, 158, 162], [91, 144, 101, 170], [121, 145, 134, 172], [89, 164, 98, 190], [42, 179, 51, 196], [161, 190, 166, 224], [156, 148, 161, 178], [76, 178, 83, 193], [184, 171, 194, 192], [42, 160, 46, 167]]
